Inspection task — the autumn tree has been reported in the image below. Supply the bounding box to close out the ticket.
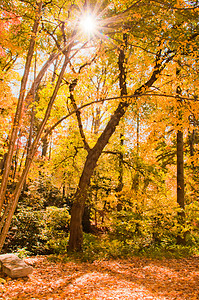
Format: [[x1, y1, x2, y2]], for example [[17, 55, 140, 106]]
[[0, 0, 198, 253], [67, 0, 199, 251], [0, 0, 102, 251]]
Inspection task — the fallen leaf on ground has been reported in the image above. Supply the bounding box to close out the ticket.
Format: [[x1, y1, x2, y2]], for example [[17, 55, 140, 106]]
[[0, 256, 198, 299]]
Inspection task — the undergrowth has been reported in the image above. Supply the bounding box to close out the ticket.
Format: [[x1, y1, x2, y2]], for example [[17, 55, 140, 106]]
[[48, 233, 199, 263]]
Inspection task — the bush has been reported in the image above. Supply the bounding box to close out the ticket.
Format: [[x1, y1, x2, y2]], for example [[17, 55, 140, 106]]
[[19, 177, 64, 209], [80, 234, 129, 262], [44, 206, 70, 238], [135, 244, 199, 259], [44, 206, 70, 253], [46, 237, 69, 254], [4, 207, 45, 254], [111, 210, 151, 241], [4, 206, 70, 255], [110, 209, 179, 248], [80, 233, 198, 262]]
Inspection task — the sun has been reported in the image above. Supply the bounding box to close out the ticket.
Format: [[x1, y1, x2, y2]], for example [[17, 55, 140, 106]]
[[78, 2, 126, 43], [80, 12, 97, 36]]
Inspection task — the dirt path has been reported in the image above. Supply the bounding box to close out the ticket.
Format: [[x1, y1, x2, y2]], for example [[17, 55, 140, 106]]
[[0, 256, 198, 299]]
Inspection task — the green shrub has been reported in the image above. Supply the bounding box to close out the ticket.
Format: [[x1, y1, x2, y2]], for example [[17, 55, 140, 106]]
[[80, 233, 198, 261], [5, 207, 45, 254], [111, 209, 179, 247], [44, 206, 70, 239], [135, 244, 198, 259], [4, 206, 70, 255], [81, 234, 130, 262], [44, 206, 70, 253], [14, 247, 32, 258], [46, 236, 69, 254], [110, 210, 152, 243]]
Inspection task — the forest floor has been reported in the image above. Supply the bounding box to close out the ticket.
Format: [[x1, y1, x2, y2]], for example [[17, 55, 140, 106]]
[[0, 255, 198, 299]]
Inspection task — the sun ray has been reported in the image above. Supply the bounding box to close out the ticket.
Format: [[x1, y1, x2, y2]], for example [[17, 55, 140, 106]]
[[78, 0, 129, 45]]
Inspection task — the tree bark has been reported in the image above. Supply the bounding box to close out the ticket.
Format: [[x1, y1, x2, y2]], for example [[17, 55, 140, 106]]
[[69, 79, 90, 152], [176, 128, 185, 244], [176, 81, 186, 245], [189, 129, 195, 166], [0, 2, 43, 214], [177, 130, 184, 208], [116, 35, 127, 210], [116, 133, 124, 211], [41, 133, 49, 157], [68, 101, 129, 251], [135, 111, 140, 192]]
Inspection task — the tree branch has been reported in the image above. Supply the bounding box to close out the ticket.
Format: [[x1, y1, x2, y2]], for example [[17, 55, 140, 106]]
[[42, 90, 197, 140]]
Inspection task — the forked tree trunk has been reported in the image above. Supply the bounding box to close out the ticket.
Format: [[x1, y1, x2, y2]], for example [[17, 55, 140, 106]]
[[68, 42, 128, 251], [68, 101, 129, 251], [68, 39, 173, 251]]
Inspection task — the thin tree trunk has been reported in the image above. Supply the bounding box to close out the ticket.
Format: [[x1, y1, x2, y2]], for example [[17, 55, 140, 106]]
[[177, 130, 184, 207], [24, 56, 37, 190], [176, 81, 186, 245], [69, 80, 90, 152], [189, 129, 195, 166], [26, 52, 60, 106], [41, 58, 60, 158], [41, 131, 49, 157], [116, 34, 127, 211], [0, 2, 43, 214], [176, 128, 185, 244], [0, 54, 70, 252], [116, 133, 124, 211], [63, 172, 66, 199], [11, 129, 22, 184], [135, 112, 140, 192]]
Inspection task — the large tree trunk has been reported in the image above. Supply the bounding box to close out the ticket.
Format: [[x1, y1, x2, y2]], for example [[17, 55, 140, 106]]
[[68, 103, 127, 250], [68, 38, 173, 252], [68, 43, 128, 251]]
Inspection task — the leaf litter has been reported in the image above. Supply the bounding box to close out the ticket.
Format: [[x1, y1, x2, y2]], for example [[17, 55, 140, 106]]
[[0, 256, 198, 299]]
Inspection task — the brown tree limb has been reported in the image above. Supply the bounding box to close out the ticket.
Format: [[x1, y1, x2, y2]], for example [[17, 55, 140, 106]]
[[42, 90, 196, 141]]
